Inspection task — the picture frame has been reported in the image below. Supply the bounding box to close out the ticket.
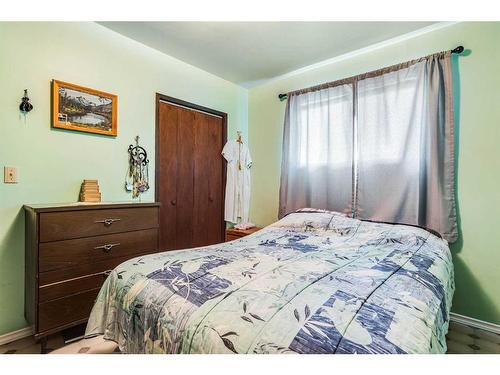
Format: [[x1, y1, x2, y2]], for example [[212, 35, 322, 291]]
[[51, 80, 118, 136]]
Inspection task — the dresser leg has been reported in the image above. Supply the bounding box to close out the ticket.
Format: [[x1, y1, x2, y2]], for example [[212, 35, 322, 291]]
[[40, 337, 48, 354]]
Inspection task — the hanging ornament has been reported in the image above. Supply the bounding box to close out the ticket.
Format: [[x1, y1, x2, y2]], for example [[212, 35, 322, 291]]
[[126, 135, 150, 199], [19, 89, 33, 113], [19, 89, 33, 123]]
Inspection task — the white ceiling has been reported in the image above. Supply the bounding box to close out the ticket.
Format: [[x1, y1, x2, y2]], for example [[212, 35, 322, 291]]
[[99, 22, 437, 87]]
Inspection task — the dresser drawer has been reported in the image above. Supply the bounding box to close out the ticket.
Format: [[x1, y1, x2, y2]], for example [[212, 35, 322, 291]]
[[39, 207, 159, 242], [225, 234, 240, 241], [38, 288, 100, 333], [39, 250, 152, 286], [225, 227, 261, 242], [39, 229, 158, 272], [39, 272, 108, 302]]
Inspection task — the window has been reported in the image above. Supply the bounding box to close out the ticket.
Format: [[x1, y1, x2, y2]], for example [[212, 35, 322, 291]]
[[280, 53, 457, 242]]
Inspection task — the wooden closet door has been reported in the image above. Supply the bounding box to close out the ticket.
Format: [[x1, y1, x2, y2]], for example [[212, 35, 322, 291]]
[[175, 107, 196, 249], [157, 98, 225, 251], [192, 111, 210, 247], [158, 102, 179, 250], [192, 112, 224, 247], [205, 115, 224, 244]]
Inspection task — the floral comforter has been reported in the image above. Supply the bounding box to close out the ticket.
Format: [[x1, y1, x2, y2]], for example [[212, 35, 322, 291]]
[[85, 209, 454, 354]]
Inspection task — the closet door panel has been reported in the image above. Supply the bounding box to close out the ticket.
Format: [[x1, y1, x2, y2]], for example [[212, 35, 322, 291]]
[[157, 96, 226, 251], [206, 115, 224, 245], [192, 112, 210, 247], [176, 108, 195, 249], [158, 103, 179, 250]]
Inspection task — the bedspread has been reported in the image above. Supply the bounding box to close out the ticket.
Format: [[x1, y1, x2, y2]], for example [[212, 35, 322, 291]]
[[85, 209, 454, 354]]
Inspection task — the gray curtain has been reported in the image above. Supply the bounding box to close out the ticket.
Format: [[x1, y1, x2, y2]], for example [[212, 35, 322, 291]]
[[279, 84, 354, 218], [279, 51, 457, 242]]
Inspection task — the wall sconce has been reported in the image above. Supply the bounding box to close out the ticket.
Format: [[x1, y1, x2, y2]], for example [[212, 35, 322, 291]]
[[19, 89, 33, 114]]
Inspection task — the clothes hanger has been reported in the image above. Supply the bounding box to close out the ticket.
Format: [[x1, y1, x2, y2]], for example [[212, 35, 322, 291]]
[[236, 130, 243, 144]]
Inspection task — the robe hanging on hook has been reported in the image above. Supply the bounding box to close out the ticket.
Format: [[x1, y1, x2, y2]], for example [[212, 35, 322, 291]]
[[19, 89, 33, 113]]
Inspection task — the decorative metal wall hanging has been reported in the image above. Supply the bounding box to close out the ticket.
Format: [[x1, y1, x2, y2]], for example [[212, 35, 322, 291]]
[[126, 135, 150, 199], [19, 89, 33, 114]]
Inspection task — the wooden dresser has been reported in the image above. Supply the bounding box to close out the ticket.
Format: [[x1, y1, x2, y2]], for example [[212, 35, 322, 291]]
[[24, 202, 160, 351]]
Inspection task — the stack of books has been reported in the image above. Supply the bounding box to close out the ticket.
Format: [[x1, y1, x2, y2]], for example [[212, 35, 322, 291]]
[[79, 179, 101, 202]]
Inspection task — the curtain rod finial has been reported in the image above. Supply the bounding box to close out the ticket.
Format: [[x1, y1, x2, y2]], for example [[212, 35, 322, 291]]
[[278, 93, 288, 102], [451, 46, 464, 54]]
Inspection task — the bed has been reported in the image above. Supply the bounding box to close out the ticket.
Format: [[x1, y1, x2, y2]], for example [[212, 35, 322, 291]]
[[85, 209, 454, 354]]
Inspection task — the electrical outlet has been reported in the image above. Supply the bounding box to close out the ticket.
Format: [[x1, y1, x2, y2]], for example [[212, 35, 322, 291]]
[[4, 167, 19, 183]]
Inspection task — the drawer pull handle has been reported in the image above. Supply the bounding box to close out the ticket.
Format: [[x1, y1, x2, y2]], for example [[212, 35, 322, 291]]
[[95, 218, 121, 226], [103, 270, 113, 277], [94, 243, 121, 252]]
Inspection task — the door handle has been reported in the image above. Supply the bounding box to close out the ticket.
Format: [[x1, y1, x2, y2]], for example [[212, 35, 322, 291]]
[[94, 243, 121, 252], [170, 200, 177, 206], [95, 218, 121, 226]]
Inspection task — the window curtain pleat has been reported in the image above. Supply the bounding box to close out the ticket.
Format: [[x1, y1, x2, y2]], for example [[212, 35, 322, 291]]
[[279, 52, 457, 242], [279, 85, 354, 218]]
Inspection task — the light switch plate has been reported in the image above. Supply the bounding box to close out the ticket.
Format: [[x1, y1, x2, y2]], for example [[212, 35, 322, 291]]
[[4, 166, 19, 183]]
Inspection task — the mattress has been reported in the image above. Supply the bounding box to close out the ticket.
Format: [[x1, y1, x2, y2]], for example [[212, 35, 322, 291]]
[[85, 209, 454, 354]]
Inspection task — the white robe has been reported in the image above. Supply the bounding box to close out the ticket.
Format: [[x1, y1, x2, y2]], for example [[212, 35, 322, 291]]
[[222, 140, 252, 224]]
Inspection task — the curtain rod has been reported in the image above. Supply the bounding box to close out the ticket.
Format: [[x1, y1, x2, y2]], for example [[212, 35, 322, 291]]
[[278, 46, 464, 101]]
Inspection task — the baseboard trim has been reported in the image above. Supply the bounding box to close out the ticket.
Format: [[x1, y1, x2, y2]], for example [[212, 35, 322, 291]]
[[0, 326, 33, 346], [450, 312, 500, 335]]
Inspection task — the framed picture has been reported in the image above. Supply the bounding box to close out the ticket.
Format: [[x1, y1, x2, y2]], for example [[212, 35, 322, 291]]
[[52, 80, 117, 136]]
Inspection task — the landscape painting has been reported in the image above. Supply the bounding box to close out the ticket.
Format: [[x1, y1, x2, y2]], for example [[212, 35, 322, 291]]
[[52, 80, 117, 136]]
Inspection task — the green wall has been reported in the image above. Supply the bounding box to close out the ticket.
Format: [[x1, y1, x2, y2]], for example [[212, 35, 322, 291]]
[[248, 22, 500, 324], [0, 22, 248, 335]]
